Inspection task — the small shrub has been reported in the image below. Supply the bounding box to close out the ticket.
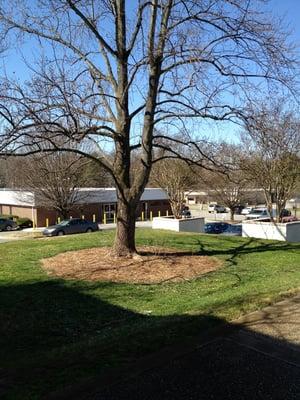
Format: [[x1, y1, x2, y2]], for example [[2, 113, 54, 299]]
[[16, 218, 33, 228], [0, 214, 19, 220]]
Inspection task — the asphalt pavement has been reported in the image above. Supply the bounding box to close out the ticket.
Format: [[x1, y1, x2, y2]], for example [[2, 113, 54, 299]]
[[0, 230, 24, 243], [84, 295, 300, 400], [0, 221, 153, 243]]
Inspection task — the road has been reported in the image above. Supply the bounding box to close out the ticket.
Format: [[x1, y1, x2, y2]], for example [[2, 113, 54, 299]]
[[0, 221, 153, 243], [188, 206, 245, 222], [0, 230, 24, 243]]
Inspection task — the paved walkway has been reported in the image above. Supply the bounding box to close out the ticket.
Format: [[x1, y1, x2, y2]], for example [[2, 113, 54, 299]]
[[90, 295, 300, 400], [46, 294, 300, 400]]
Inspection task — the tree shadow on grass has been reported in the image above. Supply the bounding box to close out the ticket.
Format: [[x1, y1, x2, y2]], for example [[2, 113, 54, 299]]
[[0, 280, 223, 399], [0, 280, 299, 399], [194, 237, 300, 268], [135, 237, 300, 269]]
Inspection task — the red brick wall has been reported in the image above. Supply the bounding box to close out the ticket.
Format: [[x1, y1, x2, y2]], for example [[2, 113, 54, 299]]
[[0, 204, 36, 220], [36, 204, 104, 227], [136, 201, 171, 219]]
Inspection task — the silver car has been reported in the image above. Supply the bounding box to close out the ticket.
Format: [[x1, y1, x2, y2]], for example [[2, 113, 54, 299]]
[[43, 218, 99, 236], [245, 208, 269, 220]]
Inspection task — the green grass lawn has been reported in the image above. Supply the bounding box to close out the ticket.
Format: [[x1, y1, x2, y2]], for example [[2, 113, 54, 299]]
[[1, 229, 300, 399]]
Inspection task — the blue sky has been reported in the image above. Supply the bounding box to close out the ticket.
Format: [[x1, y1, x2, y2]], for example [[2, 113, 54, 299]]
[[212, 0, 300, 143], [195, 0, 300, 143], [1, 0, 300, 144], [3, 1, 300, 77], [270, 0, 300, 44]]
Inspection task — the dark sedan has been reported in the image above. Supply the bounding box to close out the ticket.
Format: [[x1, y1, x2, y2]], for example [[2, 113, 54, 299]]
[[222, 224, 242, 236], [43, 218, 99, 237], [0, 218, 18, 231], [204, 222, 229, 234], [180, 206, 191, 218]]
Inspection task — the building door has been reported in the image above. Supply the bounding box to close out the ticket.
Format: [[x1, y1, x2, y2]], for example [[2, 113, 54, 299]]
[[103, 203, 116, 222]]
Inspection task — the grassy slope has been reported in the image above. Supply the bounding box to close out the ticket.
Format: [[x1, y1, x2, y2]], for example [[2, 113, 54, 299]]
[[0, 229, 299, 399]]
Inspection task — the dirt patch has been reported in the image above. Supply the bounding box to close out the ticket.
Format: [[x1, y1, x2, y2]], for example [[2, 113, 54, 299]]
[[41, 246, 222, 284]]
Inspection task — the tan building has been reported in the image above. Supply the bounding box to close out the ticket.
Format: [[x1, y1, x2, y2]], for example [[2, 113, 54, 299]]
[[0, 188, 171, 227], [185, 189, 266, 206]]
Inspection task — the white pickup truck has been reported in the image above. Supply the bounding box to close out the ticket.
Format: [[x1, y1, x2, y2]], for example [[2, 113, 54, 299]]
[[208, 204, 227, 213], [246, 208, 292, 220]]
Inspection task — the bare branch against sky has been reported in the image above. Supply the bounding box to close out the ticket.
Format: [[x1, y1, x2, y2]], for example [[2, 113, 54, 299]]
[[0, 0, 298, 255], [241, 104, 300, 222]]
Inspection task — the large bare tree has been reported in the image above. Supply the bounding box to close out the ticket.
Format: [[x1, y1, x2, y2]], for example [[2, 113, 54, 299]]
[[0, 0, 297, 256]]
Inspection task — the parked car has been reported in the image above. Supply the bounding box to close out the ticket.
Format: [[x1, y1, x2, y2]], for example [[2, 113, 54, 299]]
[[208, 204, 227, 213], [0, 218, 18, 231], [16, 218, 33, 229], [280, 209, 292, 218], [204, 222, 229, 234], [43, 218, 99, 237], [281, 215, 298, 223], [246, 208, 292, 221], [180, 206, 191, 218], [241, 206, 255, 215], [233, 205, 245, 215], [222, 224, 242, 236], [207, 203, 217, 213], [245, 208, 268, 220]]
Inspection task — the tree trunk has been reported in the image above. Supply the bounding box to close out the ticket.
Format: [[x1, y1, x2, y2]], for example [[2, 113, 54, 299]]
[[113, 198, 137, 257], [276, 199, 286, 223], [170, 200, 182, 219], [56, 208, 69, 220], [263, 190, 275, 222], [230, 208, 234, 221]]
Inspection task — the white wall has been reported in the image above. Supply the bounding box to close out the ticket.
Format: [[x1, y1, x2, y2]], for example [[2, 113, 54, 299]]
[[242, 221, 300, 242], [286, 222, 300, 242], [152, 216, 205, 233]]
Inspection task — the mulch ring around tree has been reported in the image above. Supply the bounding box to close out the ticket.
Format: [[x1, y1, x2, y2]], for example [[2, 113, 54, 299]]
[[41, 246, 222, 284]]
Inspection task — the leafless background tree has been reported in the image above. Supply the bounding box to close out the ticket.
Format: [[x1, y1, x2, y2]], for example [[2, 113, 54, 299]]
[[150, 158, 197, 218], [196, 144, 249, 220], [5, 153, 94, 218], [28, 153, 89, 218], [241, 105, 300, 222], [1, 152, 114, 217], [0, 0, 297, 255], [200, 171, 249, 221]]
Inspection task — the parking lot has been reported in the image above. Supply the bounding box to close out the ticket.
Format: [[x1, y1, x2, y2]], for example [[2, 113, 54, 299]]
[[0, 230, 24, 243], [0, 221, 153, 243], [188, 207, 245, 222], [0, 209, 298, 243]]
